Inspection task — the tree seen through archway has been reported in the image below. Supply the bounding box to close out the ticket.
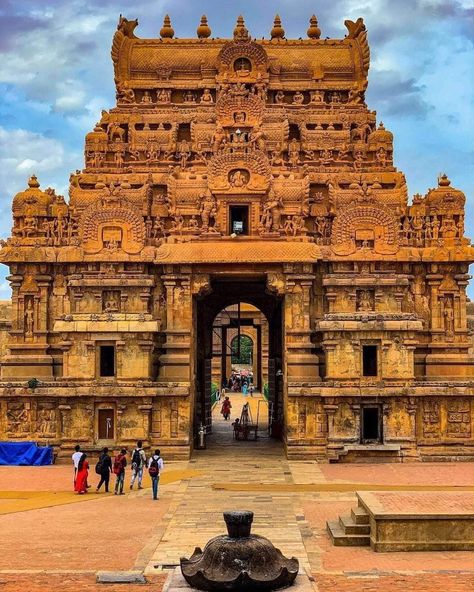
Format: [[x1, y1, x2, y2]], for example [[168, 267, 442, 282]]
[[231, 335, 253, 365]]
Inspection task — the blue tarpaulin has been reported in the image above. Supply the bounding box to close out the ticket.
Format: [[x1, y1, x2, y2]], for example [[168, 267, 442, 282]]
[[0, 441, 53, 466]]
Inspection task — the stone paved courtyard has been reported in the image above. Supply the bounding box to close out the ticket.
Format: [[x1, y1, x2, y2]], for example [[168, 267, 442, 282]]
[[0, 394, 473, 591]]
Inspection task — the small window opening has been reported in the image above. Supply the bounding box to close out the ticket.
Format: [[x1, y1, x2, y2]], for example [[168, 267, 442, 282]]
[[100, 345, 115, 377], [229, 205, 249, 235], [362, 345, 378, 377], [362, 407, 382, 443]]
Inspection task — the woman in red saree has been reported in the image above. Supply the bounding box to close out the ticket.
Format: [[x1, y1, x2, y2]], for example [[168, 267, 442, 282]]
[[74, 453, 89, 494]]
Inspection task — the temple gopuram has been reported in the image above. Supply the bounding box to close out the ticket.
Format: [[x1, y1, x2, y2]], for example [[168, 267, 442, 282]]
[[0, 13, 473, 462]]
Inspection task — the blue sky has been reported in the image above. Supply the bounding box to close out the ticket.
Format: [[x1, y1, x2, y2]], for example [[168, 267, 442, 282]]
[[0, 0, 473, 296]]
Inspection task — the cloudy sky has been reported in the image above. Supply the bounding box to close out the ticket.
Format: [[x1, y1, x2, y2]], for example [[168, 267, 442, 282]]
[[0, 0, 473, 296]]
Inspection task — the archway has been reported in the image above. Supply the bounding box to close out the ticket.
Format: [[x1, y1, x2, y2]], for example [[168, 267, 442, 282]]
[[194, 277, 283, 448]]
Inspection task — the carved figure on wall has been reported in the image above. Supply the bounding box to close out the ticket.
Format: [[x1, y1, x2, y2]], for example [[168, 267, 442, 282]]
[[141, 90, 153, 104], [157, 88, 171, 103], [275, 90, 285, 104], [260, 188, 283, 234], [7, 404, 29, 434], [357, 290, 373, 312], [108, 122, 126, 142], [249, 124, 266, 151], [152, 216, 166, 239], [431, 214, 440, 240], [310, 90, 325, 103], [348, 83, 365, 104], [284, 215, 305, 237], [376, 147, 387, 167], [233, 111, 246, 124], [288, 138, 300, 167], [170, 212, 185, 233], [116, 82, 135, 104], [184, 90, 196, 103], [37, 408, 56, 436], [199, 191, 217, 231], [25, 299, 34, 336], [200, 88, 213, 104], [188, 215, 199, 231], [177, 139, 191, 169], [443, 296, 454, 338], [229, 169, 248, 188], [212, 124, 226, 154], [441, 215, 457, 241], [103, 291, 120, 313], [292, 91, 305, 105]]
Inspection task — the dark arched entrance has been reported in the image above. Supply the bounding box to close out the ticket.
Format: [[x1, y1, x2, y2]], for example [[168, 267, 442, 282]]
[[194, 277, 283, 446]]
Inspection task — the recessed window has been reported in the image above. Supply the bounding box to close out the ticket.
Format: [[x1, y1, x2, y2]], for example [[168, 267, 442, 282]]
[[361, 406, 382, 443], [229, 205, 249, 235], [99, 345, 115, 377], [362, 345, 378, 377], [234, 57, 252, 73]]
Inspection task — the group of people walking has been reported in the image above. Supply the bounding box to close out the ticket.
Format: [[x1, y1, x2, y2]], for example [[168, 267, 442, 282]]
[[225, 370, 254, 395], [72, 440, 164, 500]]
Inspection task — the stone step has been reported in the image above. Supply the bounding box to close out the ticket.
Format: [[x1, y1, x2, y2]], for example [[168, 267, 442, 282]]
[[339, 514, 370, 535], [351, 506, 370, 525], [326, 520, 370, 546]]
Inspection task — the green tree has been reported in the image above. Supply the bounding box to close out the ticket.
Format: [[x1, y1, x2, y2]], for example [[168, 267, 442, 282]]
[[231, 335, 253, 365]]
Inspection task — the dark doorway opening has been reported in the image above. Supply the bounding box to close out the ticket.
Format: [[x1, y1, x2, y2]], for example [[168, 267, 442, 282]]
[[229, 205, 249, 235], [195, 277, 283, 447], [98, 408, 115, 440], [99, 345, 115, 377], [362, 345, 378, 377], [361, 406, 382, 443]]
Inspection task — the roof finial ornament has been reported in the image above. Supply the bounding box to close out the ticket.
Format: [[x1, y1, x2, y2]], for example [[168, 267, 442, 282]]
[[28, 175, 40, 189], [307, 15, 321, 39], [197, 15, 211, 39], [160, 15, 174, 39], [233, 15, 250, 41], [271, 14, 285, 39], [438, 173, 451, 187]]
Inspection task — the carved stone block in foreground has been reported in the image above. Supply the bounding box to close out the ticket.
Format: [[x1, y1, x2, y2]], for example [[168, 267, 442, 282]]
[[180, 511, 299, 591]]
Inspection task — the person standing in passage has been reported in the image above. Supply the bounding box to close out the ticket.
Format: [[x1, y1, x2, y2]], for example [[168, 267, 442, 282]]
[[221, 396, 232, 420], [147, 449, 164, 500], [249, 384, 255, 397], [130, 440, 147, 490], [95, 447, 112, 493], [74, 453, 89, 494], [113, 448, 127, 495], [72, 444, 82, 487]]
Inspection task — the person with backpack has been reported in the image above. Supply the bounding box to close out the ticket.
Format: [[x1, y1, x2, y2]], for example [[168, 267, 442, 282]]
[[95, 447, 112, 493], [130, 440, 147, 490], [113, 448, 127, 495], [147, 449, 164, 500]]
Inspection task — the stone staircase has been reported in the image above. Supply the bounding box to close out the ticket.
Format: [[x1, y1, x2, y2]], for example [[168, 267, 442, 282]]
[[326, 505, 371, 546]]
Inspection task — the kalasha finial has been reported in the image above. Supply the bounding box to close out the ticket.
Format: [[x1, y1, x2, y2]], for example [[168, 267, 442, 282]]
[[233, 15, 250, 41], [28, 175, 40, 188], [160, 15, 174, 39], [270, 14, 285, 39], [197, 15, 211, 38], [307, 15, 321, 39], [438, 173, 451, 187]]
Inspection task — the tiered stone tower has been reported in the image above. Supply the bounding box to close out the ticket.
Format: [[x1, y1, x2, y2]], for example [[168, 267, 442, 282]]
[[0, 14, 473, 461]]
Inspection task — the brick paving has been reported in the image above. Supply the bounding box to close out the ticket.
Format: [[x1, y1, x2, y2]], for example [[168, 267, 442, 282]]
[[1, 393, 474, 590]]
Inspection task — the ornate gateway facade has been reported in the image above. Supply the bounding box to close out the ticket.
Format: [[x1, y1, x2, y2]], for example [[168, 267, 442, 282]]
[[0, 14, 473, 461]]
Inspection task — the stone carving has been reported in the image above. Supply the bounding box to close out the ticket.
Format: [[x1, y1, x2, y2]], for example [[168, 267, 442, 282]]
[[37, 407, 56, 437], [423, 400, 441, 439], [447, 400, 471, 438]]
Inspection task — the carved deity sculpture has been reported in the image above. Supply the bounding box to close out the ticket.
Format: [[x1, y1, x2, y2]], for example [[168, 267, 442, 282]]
[[310, 90, 325, 103], [292, 91, 305, 105], [275, 90, 285, 104], [249, 124, 266, 151], [260, 188, 283, 233], [157, 88, 171, 103], [357, 290, 373, 312], [212, 124, 226, 154], [141, 90, 153, 103], [177, 139, 191, 169], [199, 191, 217, 231], [116, 82, 135, 104], [25, 299, 34, 336], [443, 297, 454, 337], [229, 170, 248, 188], [288, 138, 300, 167], [200, 88, 214, 104]]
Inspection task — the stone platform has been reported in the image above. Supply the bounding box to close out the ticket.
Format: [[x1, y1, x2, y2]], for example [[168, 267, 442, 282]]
[[328, 490, 474, 552]]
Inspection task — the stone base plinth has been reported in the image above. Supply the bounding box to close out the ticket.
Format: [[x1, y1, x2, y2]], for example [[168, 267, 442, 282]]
[[358, 490, 474, 552], [163, 567, 316, 591]]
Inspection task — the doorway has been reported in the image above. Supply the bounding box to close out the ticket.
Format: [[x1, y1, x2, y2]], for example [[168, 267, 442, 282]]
[[361, 405, 382, 443], [194, 277, 283, 447], [98, 408, 115, 440], [229, 205, 249, 235]]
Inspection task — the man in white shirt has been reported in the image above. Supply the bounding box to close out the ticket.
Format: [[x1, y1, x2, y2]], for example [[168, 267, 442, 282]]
[[71, 444, 82, 484], [147, 449, 164, 500]]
